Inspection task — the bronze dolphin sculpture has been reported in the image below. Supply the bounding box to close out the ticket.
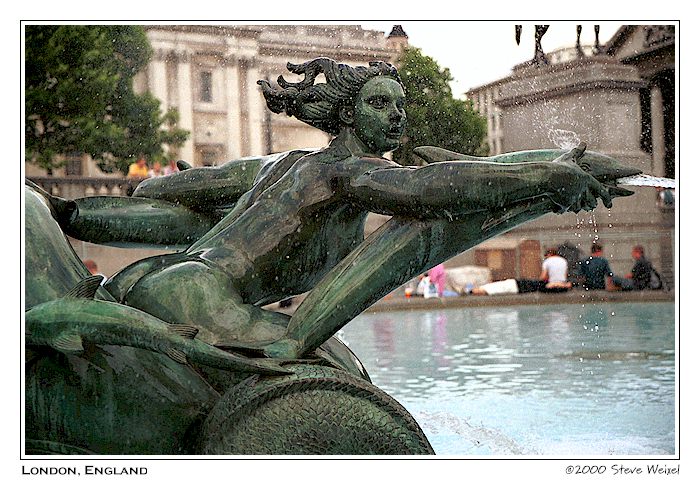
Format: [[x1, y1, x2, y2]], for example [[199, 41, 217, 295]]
[[25, 276, 290, 375], [413, 143, 642, 196]]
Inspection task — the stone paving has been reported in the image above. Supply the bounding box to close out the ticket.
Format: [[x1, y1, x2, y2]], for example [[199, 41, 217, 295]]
[[268, 289, 675, 315]]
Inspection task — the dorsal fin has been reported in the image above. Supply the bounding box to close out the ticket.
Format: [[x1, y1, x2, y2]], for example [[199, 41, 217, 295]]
[[166, 348, 188, 364], [51, 333, 84, 355], [552, 142, 587, 163], [413, 146, 481, 164], [65, 275, 103, 299], [167, 324, 199, 340]]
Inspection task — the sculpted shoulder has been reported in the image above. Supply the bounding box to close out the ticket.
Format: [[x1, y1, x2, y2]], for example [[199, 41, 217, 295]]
[[338, 154, 410, 176]]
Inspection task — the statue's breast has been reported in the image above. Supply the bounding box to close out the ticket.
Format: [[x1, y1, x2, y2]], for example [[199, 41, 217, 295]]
[[276, 202, 368, 295]]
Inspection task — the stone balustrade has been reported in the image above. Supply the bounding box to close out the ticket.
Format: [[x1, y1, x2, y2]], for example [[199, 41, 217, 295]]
[[27, 176, 143, 199]]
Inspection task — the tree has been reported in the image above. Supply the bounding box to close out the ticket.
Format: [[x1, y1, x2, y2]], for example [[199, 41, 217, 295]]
[[25, 25, 189, 174], [394, 47, 487, 166], [152, 107, 190, 167]]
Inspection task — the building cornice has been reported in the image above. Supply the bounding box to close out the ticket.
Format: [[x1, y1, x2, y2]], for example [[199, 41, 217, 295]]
[[606, 25, 676, 64], [465, 77, 513, 96], [144, 24, 263, 39], [604, 25, 637, 55], [496, 79, 646, 108], [258, 46, 393, 64], [618, 43, 675, 67]]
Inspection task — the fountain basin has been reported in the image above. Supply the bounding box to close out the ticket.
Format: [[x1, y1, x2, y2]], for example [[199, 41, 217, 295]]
[[340, 301, 675, 456]]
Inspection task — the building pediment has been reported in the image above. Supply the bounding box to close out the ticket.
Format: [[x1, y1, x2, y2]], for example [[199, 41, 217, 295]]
[[606, 25, 675, 62]]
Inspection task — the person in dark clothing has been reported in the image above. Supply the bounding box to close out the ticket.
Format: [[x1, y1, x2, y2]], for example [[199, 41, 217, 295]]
[[612, 245, 654, 290], [580, 243, 613, 290]]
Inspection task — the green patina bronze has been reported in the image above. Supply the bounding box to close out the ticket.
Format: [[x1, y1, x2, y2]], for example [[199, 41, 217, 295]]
[[26, 277, 291, 375], [24, 57, 641, 455]]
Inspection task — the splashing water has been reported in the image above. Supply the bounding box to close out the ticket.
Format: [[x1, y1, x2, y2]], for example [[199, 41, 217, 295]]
[[548, 128, 580, 149], [546, 128, 676, 190], [414, 411, 529, 455], [616, 174, 676, 189]]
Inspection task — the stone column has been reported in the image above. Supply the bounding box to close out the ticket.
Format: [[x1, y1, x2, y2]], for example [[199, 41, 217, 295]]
[[650, 85, 666, 178], [175, 50, 195, 165], [243, 57, 264, 156], [224, 54, 243, 160], [148, 50, 169, 115]]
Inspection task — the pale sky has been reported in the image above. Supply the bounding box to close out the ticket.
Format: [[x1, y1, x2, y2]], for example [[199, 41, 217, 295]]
[[362, 21, 626, 96]]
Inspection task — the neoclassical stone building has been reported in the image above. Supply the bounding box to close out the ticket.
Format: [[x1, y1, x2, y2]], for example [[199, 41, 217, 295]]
[[25, 24, 406, 178], [25, 24, 408, 275], [605, 25, 675, 181], [133, 24, 407, 167], [468, 25, 675, 180]]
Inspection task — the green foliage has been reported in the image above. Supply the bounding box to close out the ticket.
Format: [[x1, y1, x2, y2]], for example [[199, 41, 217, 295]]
[[25, 25, 189, 174], [394, 47, 487, 165], [155, 108, 190, 165]]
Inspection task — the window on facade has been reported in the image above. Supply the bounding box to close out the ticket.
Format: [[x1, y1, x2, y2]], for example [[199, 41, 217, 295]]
[[65, 156, 83, 176], [201, 150, 217, 166], [199, 71, 213, 103]]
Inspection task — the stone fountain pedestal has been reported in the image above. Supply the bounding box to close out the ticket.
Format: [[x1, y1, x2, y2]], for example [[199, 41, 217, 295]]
[[491, 56, 674, 283]]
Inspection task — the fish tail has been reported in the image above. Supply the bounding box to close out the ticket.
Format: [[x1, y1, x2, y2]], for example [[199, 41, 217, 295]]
[[191, 342, 291, 375]]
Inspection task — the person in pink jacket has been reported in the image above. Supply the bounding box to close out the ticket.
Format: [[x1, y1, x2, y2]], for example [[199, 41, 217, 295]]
[[428, 264, 446, 297]]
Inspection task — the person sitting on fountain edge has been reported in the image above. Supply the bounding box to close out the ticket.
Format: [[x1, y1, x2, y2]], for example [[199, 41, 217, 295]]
[[471, 247, 572, 295], [611, 245, 663, 291], [580, 243, 614, 290], [34, 58, 615, 362]]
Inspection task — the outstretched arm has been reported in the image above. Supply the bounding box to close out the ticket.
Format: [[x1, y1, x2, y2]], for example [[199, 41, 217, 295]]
[[342, 146, 611, 218], [133, 150, 314, 213]]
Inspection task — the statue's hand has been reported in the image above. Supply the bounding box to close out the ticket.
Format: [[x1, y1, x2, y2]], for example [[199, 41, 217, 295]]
[[548, 143, 612, 213]]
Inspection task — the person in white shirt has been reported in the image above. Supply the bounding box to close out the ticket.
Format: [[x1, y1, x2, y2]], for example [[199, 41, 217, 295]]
[[471, 248, 572, 295], [540, 247, 569, 285]]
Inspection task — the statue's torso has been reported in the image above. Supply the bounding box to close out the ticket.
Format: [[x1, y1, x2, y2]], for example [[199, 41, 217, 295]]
[[190, 148, 373, 305]]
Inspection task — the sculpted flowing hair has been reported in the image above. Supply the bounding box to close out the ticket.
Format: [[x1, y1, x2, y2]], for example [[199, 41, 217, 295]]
[[258, 57, 403, 135]]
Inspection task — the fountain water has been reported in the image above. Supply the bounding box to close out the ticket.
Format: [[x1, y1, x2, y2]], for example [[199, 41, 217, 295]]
[[546, 128, 675, 189], [547, 128, 581, 150]]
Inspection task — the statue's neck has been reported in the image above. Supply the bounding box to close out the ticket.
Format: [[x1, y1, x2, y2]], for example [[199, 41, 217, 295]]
[[333, 129, 385, 158]]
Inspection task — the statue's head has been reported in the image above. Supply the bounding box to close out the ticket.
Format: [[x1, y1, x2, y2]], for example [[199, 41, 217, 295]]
[[259, 58, 406, 154]]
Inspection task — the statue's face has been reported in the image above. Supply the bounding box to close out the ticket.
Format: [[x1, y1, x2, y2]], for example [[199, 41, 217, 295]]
[[353, 76, 407, 155]]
